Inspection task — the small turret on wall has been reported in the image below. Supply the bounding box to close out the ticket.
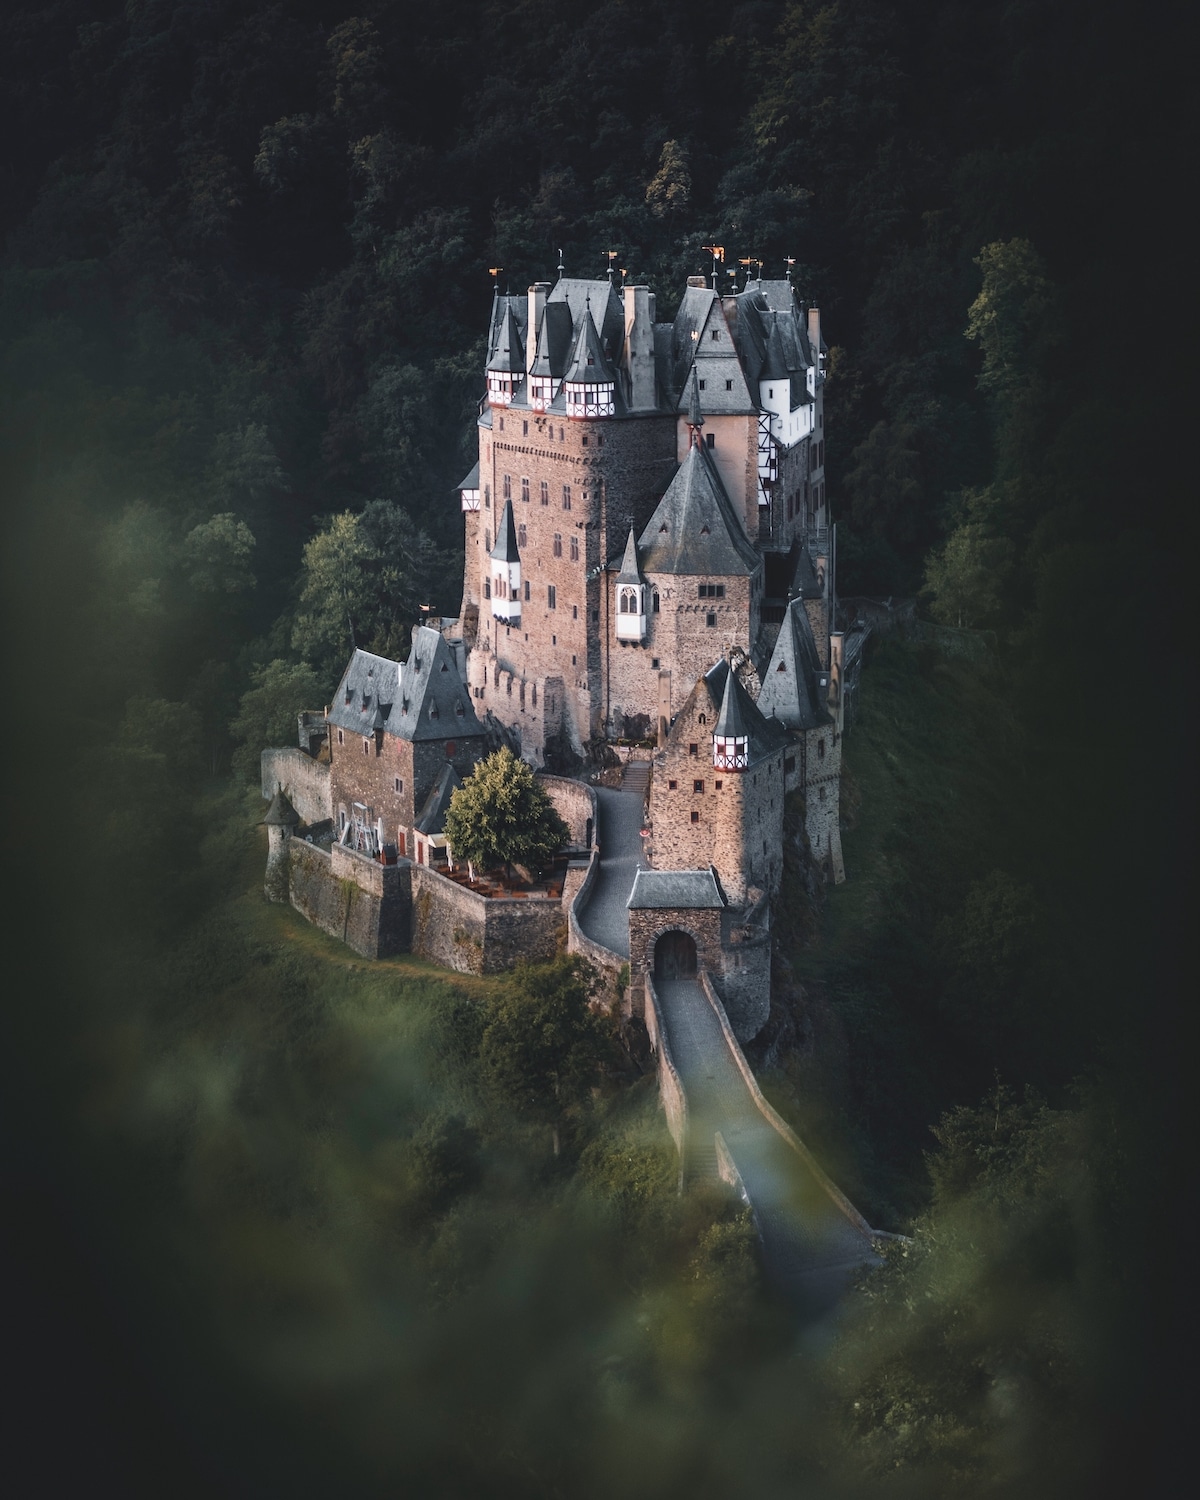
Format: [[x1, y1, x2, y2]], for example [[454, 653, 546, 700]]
[[262, 787, 300, 903]]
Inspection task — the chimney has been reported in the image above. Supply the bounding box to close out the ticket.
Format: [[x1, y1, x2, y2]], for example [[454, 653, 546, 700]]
[[527, 283, 550, 376], [686, 275, 707, 288], [807, 306, 822, 369], [623, 284, 655, 411]]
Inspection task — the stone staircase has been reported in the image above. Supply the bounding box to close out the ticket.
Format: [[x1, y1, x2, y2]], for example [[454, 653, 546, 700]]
[[621, 760, 650, 801]]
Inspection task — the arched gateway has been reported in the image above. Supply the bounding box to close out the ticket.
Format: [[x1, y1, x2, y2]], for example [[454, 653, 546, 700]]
[[654, 929, 698, 980]]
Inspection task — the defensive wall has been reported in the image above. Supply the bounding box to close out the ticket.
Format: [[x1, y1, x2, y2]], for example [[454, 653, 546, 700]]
[[262, 748, 332, 826], [286, 840, 410, 958], [644, 975, 689, 1179], [537, 773, 596, 849], [409, 864, 562, 975]]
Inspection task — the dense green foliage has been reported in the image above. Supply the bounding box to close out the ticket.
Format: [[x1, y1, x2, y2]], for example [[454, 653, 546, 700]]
[[443, 746, 571, 877], [0, 1, 1185, 1494]]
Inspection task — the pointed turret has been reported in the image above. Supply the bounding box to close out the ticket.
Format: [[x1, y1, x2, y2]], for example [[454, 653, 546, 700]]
[[712, 662, 751, 770], [563, 305, 617, 417], [614, 527, 647, 641], [638, 442, 760, 578], [486, 303, 524, 405], [489, 500, 521, 625]]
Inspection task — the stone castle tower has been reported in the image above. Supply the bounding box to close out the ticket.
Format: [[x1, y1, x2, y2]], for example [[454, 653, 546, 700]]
[[448, 267, 844, 889]]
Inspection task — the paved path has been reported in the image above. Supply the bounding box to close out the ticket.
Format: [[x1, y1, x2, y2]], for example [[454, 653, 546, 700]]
[[656, 977, 878, 1321], [576, 779, 646, 960], [572, 765, 876, 1320]]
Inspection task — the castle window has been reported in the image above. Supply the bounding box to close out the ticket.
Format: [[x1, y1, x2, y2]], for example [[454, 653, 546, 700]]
[[455, 702, 464, 717], [710, 329, 720, 341], [518, 523, 527, 548], [652, 593, 660, 613], [698, 713, 706, 724], [523, 420, 528, 436], [689, 743, 698, 756], [337, 729, 344, 745], [715, 780, 723, 790], [553, 533, 562, 557], [725, 380, 733, 391], [559, 428, 564, 441], [592, 609, 599, 621], [524, 580, 530, 601], [652, 657, 660, 669], [691, 810, 700, 823], [698, 379, 706, 390], [540, 481, 549, 506], [484, 484, 491, 508], [571, 655, 576, 665], [693, 780, 704, 793], [531, 684, 537, 706], [706, 612, 716, 627], [570, 535, 579, 561], [818, 738, 825, 759], [429, 704, 439, 720], [397, 830, 406, 856], [548, 584, 556, 609], [668, 779, 677, 790], [820, 785, 826, 801], [562, 485, 571, 510], [705, 433, 715, 450], [521, 476, 530, 503], [572, 605, 578, 619], [499, 417, 504, 430], [698, 584, 725, 599], [363, 739, 370, 755]]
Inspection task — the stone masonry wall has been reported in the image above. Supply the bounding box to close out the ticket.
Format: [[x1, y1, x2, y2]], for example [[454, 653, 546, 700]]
[[328, 725, 485, 855], [261, 747, 331, 826], [287, 841, 411, 958], [537, 773, 596, 849], [473, 407, 676, 750], [628, 906, 724, 986], [410, 865, 564, 976]]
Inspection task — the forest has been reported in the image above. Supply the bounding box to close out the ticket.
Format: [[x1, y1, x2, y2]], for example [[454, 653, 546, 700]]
[[0, 2, 1188, 1496]]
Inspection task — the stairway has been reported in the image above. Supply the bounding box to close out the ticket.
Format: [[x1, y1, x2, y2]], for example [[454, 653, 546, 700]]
[[621, 759, 650, 801], [685, 1132, 719, 1188]]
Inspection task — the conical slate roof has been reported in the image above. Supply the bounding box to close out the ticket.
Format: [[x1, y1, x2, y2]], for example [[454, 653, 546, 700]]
[[490, 499, 520, 562], [756, 598, 832, 731], [638, 443, 760, 577], [262, 788, 300, 827], [760, 314, 791, 381], [487, 303, 525, 373], [529, 301, 574, 378], [615, 527, 643, 585], [713, 659, 753, 740], [456, 460, 480, 491], [564, 306, 617, 385], [687, 366, 704, 427]]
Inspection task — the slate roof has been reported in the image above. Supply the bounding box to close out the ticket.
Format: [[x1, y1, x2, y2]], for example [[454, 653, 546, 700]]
[[327, 650, 401, 737], [713, 659, 753, 739], [638, 442, 761, 577], [563, 306, 618, 385], [487, 302, 525, 373], [627, 867, 726, 910], [457, 460, 480, 492], [546, 277, 624, 361], [490, 499, 520, 562], [529, 300, 575, 378], [756, 598, 833, 731], [262, 788, 299, 826], [414, 762, 462, 836], [703, 658, 788, 763], [328, 630, 483, 745], [615, 527, 643, 585]]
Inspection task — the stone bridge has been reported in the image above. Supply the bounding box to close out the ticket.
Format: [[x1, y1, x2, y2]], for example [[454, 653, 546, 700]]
[[570, 765, 881, 1321]]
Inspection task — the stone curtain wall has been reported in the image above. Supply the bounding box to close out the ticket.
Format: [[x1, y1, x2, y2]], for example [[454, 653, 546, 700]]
[[716, 916, 772, 1041], [564, 847, 629, 1002], [287, 841, 411, 957], [328, 724, 486, 854], [261, 748, 332, 826], [537, 774, 596, 849], [645, 975, 689, 1175], [802, 724, 844, 882], [410, 865, 563, 975]]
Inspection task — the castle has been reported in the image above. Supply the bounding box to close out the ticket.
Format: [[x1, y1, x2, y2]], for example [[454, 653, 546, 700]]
[[262, 266, 854, 1041]]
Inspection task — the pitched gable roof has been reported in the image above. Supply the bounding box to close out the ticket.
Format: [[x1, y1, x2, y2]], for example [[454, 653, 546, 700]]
[[328, 649, 401, 737], [638, 442, 760, 577], [627, 867, 726, 910], [756, 598, 832, 731], [529, 300, 574, 378], [387, 626, 483, 743], [564, 305, 617, 385], [546, 277, 624, 359]]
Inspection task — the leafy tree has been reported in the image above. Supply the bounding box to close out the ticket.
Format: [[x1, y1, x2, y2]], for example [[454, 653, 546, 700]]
[[442, 747, 569, 878], [922, 518, 1013, 627], [229, 658, 323, 779], [184, 512, 256, 594], [645, 139, 692, 219], [478, 957, 610, 1151]]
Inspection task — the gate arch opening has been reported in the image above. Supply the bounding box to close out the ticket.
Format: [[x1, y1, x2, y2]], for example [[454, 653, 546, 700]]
[[654, 929, 697, 980]]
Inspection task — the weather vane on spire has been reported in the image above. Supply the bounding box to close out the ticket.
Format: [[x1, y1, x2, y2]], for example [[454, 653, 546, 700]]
[[557, 248, 565, 279], [605, 250, 618, 286], [701, 244, 725, 289]]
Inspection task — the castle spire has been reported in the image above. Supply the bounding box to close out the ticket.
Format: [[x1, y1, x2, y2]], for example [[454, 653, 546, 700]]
[[687, 366, 704, 444]]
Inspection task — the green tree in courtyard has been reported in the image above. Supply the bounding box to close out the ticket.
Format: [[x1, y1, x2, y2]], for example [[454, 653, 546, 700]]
[[442, 747, 569, 879]]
